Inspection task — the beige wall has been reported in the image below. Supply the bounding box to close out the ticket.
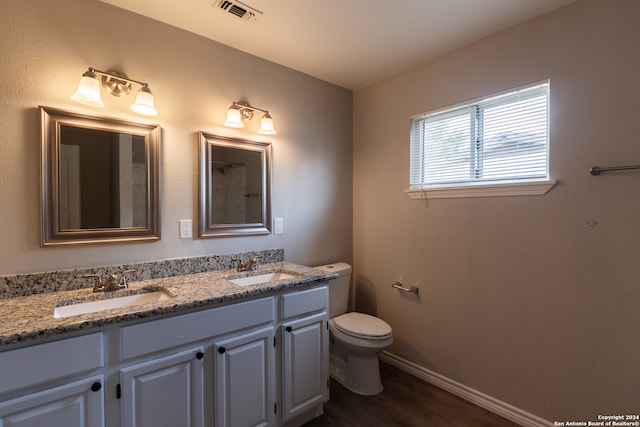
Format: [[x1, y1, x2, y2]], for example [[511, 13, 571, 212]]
[[354, 0, 640, 421], [0, 0, 352, 274]]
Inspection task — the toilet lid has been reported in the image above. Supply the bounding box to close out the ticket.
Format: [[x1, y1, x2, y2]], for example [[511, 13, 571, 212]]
[[333, 312, 392, 339]]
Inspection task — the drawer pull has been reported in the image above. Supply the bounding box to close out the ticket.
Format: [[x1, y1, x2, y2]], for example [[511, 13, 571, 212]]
[[196, 351, 204, 360], [218, 347, 226, 354], [285, 326, 292, 332], [90, 381, 102, 392]]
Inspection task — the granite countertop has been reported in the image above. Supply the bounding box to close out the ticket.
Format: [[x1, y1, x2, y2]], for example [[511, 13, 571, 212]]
[[0, 262, 336, 349]]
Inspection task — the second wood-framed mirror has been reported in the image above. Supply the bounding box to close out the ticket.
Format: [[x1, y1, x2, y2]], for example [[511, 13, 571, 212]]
[[198, 132, 272, 238]]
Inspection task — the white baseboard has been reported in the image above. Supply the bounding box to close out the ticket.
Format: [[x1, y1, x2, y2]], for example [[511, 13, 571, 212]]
[[379, 351, 551, 427]]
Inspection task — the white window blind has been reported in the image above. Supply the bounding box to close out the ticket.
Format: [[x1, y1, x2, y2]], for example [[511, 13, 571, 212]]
[[410, 82, 549, 189]]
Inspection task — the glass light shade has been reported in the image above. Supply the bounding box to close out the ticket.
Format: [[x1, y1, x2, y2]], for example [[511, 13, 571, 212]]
[[71, 71, 104, 107], [224, 107, 244, 128], [258, 113, 277, 135], [130, 86, 157, 116]]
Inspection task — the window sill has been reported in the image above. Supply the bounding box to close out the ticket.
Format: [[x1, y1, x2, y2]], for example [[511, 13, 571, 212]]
[[404, 179, 557, 200]]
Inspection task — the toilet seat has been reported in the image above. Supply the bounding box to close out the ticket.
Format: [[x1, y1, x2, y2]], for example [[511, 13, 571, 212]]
[[333, 312, 392, 340]]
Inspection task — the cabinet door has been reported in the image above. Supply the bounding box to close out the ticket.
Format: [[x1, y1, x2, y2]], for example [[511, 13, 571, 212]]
[[0, 375, 104, 427], [281, 312, 329, 422], [214, 327, 275, 427], [120, 347, 204, 427]]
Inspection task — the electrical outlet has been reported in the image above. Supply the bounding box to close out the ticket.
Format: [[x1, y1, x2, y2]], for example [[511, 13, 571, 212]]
[[273, 218, 284, 234], [179, 220, 192, 239]]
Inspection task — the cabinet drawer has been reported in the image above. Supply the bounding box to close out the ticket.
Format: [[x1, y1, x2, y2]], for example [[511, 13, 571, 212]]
[[280, 286, 328, 320], [120, 297, 274, 361], [0, 333, 104, 394]]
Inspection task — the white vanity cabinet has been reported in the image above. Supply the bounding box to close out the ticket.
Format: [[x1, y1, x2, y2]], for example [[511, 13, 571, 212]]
[[0, 282, 330, 427], [211, 285, 329, 427], [278, 286, 330, 425], [210, 285, 329, 427], [117, 296, 275, 427], [120, 347, 205, 427], [214, 327, 275, 427], [0, 333, 105, 427]]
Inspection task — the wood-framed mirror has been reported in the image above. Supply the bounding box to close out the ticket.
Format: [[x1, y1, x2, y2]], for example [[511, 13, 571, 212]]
[[198, 132, 271, 238], [40, 106, 160, 246]]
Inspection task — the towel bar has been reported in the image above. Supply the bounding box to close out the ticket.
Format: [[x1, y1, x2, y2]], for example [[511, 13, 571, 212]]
[[589, 165, 640, 175]]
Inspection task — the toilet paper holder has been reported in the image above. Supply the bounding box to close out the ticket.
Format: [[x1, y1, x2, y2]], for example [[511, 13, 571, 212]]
[[391, 281, 419, 294]]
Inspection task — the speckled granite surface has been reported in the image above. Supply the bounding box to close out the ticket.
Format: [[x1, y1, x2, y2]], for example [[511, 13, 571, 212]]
[[0, 262, 337, 349], [0, 249, 284, 299]]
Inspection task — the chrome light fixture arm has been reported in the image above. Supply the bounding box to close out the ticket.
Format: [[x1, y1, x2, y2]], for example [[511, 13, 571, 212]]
[[71, 67, 158, 116], [224, 101, 277, 135], [230, 101, 268, 119], [87, 67, 150, 97]]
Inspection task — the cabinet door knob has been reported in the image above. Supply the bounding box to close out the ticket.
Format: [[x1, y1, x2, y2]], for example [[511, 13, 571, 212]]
[[218, 346, 226, 354], [285, 326, 292, 332], [90, 381, 102, 392], [196, 351, 204, 360]]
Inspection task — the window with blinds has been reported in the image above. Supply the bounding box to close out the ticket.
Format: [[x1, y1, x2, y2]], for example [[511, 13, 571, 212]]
[[410, 82, 549, 190]]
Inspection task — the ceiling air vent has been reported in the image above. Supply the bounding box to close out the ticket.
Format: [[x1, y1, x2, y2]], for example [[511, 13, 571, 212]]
[[214, 0, 263, 22]]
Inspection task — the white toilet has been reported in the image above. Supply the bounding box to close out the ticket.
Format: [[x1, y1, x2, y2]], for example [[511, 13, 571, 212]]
[[315, 262, 393, 395]]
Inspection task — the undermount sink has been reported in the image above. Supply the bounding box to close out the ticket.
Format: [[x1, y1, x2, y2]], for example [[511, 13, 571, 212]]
[[54, 290, 172, 319], [227, 271, 301, 287]]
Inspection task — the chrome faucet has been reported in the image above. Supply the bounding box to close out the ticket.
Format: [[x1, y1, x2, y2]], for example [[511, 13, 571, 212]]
[[245, 256, 262, 271], [231, 256, 263, 272], [84, 270, 136, 292]]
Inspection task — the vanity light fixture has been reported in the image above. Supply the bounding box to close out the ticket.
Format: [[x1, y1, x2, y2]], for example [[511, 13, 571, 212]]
[[71, 67, 158, 116], [224, 101, 277, 135]]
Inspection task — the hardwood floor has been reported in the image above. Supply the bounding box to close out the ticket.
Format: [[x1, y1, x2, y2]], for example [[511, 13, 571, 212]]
[[303, 362, 520, 427]]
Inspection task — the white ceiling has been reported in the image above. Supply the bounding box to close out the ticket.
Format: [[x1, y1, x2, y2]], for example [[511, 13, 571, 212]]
[[100, 0, 575, 90]]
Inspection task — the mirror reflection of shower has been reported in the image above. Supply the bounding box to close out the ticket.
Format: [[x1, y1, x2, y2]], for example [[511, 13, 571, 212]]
[[210, 146, 262, 225], [198, 132, 271, 238]]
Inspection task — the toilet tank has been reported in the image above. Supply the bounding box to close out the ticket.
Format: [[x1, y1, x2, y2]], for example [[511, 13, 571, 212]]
[[314, 262, 352, 318]]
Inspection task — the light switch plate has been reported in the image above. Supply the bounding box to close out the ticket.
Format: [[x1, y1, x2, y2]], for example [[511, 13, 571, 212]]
[[179, 220, 192, 239], [273, 218, 284, 234]]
